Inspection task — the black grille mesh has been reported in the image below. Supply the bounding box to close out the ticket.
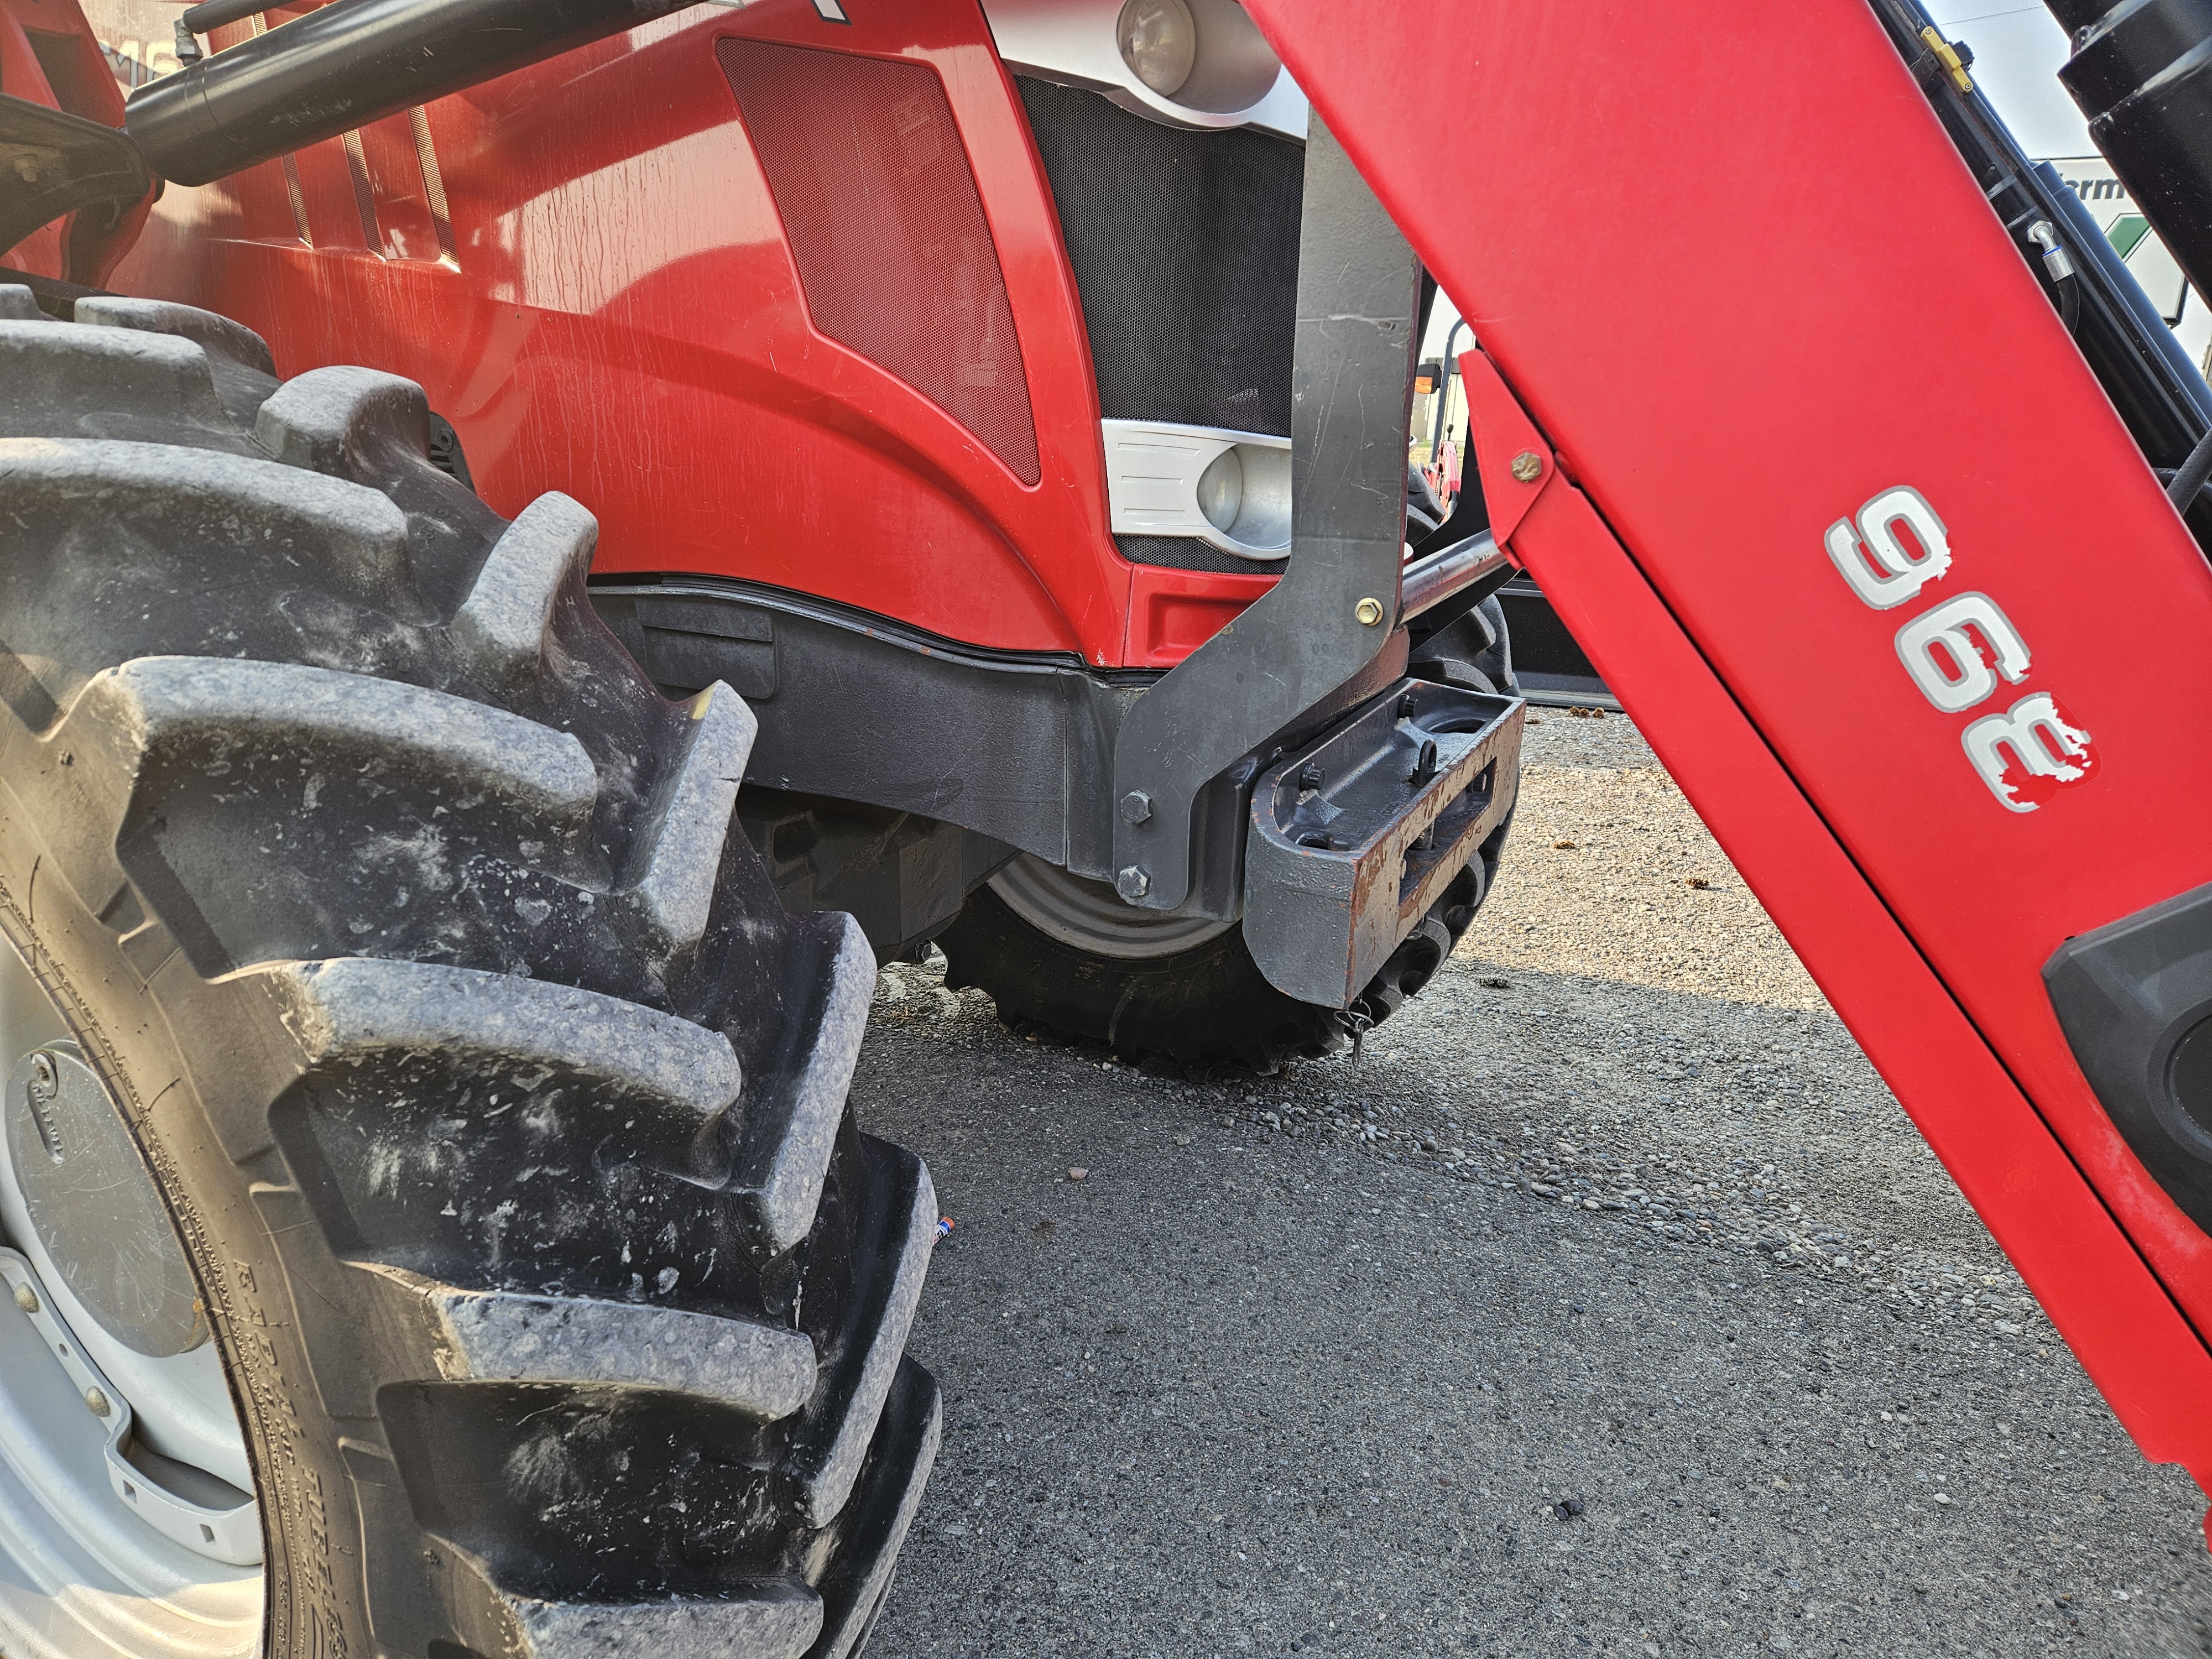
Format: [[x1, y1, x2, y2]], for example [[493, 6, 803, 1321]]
[[1114, 534, 1285, 576], [1018, 77, 1302, 440]]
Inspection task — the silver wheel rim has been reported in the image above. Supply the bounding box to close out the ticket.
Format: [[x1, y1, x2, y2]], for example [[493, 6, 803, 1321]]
[[0, 932, 263, 1659], [989, 853, 1237, 961]]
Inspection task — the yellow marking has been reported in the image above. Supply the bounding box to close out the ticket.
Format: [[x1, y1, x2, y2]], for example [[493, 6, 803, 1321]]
[[1919, 27, 1973, 94]]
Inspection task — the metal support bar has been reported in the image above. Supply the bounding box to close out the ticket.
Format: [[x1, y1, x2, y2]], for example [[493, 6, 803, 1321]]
[[1108, 112, 1421, 915], [591, 580, 1149, 878], [126, 0, 703, 186], [1401, 531, 1506, 623]]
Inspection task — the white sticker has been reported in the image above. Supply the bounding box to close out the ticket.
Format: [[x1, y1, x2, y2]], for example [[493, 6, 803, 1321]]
[[1825, 486, 1952, 610], [1962, 693, 2097, 812], [1893, 592, 2031, 714]]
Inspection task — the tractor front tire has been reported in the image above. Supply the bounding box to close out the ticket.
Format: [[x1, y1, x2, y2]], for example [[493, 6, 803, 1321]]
[[0, 288, 934, 1658]]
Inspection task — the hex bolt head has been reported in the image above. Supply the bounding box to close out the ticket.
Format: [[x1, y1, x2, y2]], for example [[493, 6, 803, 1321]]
[[1115, 865, 1151, 902], [84, 1387, 111, 1418], [1354, 597, 1385, 627], [1119, 790, 1153, 825], [1509, 450, 1544, 483], [12, 1283, 36, 1314]]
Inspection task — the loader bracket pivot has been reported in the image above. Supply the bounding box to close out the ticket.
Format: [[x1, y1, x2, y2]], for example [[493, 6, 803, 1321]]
[[1108, 112, 1421, 917]]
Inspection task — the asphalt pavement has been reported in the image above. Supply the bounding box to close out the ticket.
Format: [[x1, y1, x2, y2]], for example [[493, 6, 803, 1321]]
[[855, 712, 2212, 1659]]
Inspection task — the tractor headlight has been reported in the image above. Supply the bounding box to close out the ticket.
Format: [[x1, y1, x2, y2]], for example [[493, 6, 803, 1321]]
[[1117, 0, 1198, 97]]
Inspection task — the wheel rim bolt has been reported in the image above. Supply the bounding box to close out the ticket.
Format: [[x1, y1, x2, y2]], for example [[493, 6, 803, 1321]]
[[84, 1387, 111, 1418], [11, 1283, 35, 1313]]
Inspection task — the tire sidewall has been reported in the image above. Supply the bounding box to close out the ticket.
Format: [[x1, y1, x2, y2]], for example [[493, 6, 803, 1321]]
[[0, 768, 377, 1656]]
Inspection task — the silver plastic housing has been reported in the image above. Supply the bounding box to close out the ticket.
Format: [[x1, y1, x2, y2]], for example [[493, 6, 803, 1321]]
[[980, 0, 1308, 139], [1102, 418, 1292, 560]]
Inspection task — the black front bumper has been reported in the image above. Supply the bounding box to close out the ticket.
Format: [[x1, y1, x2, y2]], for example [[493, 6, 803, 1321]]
[[1244, 678, 1522, 1007]]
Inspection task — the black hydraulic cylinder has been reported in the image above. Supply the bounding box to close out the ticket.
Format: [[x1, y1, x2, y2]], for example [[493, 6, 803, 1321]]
[[125, 0, 697, 186], [179, 0, 282, 34], [2046, 0, 2212, 310]]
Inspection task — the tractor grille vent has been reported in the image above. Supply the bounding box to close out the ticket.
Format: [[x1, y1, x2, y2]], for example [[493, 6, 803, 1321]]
[[1112, 534, 1278, 576], [1015, 76, 1302, 570], [721, 39, 1040, 484], [1016, 77, 1301, 436]]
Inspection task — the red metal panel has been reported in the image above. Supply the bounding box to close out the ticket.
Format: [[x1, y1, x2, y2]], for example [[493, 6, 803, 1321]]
[[1123, 562, 1274, 666], [720, 38, 1041, 484], [107, 0, 1277, 667], [0, 0, 145, 281], [1245, 0, 2212, 1498]]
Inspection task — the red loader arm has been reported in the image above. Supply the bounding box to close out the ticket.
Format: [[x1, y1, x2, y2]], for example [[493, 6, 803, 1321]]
[[1243, 0, 2212, 1521]]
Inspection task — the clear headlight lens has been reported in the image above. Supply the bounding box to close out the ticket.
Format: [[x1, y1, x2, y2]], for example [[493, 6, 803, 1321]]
[[1117, 0, 1198, 97], [1196, 447, 1244, 534]]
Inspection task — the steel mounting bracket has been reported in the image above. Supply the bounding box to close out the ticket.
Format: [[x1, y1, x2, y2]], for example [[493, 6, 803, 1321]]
[[1107, 111, 1421, 916]]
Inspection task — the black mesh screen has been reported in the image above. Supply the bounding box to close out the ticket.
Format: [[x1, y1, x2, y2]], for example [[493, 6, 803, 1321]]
[[1018, 77, 1302, 439], [1114, 534, 1287, 576]]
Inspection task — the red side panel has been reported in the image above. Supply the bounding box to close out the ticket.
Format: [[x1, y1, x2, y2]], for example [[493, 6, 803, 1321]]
[[103, 0, 1285, 667], [0, 4, 64, 276], [1244, 0, 2212, 1499], [720, 38, 1041, 484], [1123, 562, 1275, 667]]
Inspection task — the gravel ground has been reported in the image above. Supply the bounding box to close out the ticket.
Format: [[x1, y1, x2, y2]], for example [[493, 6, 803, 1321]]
[[855, 711, 2212, 1658]]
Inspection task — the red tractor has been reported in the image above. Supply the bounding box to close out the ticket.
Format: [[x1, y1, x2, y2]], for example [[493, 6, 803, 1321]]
[[3, 0, 2212, 1652]]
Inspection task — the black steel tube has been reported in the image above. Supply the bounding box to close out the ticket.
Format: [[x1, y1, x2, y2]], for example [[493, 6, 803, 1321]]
[[2032, 159, 2210, 415], [1401, 531, 1506, 623], [2046, 0, 2212, 311], [126, 0, 697, 186], [178, 0, 274, 38]]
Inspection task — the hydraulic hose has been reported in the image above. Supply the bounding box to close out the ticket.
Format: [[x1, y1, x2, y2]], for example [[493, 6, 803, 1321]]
[[2166, 422, 2212, 510], [126, 0, 700, 186]]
